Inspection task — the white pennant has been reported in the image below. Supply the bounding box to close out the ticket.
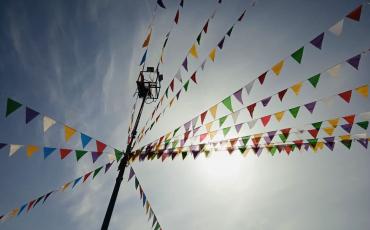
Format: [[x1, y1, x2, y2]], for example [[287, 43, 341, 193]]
[[245, 80, 255, 95], [174, 69, 182, 83], [327, 64, 341, 77], [231, 110, 240, 123], [360, 112, 370, 120], [201, 60, 207, 71], [247, 119, 257, 129], [43, 116, 56, 132], [9, 144, 23, 156], [329, 19, 343, 36]]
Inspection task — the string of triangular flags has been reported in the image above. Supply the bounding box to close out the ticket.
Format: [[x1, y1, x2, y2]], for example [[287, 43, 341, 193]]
[[0, 141, 124, 163], [137, 5, 253, 144], [137, 79, 368, 153], [128, 167, 164, 230], [4, 98, 123, 163], [136, 4, 366, 146], [0, 160, 115, 223], [130, 133, 369, 163], [140, 111, 370, 153]]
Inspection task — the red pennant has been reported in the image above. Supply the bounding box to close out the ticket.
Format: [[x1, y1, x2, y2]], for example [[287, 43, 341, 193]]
[[280, 128, 291, 138], [258, 72, 267, 85], [278, 89, 288, 101], [170, 79, 174, 91], [200, 111, 207, 124], [199, 133, 208, 142], [190, 72, 197, 83], [27, 200, 36, 212], [252, 136, 261, 146], [261, 115, 271, 127], [184, 131, 191, 143], [308, 129, 319, 138], [83, 171, 93, 182], [60, 148, 72, 159], [285, 145, 292, 155], [174, 9, 180, 24], [346, 5, 362, 22], [293, 140, 303, 150], [229, 138, 238, 147], [96, 140, 107, 152], [338, 90, 352, 103], [247, 103, 256, 118], [343, 114, 355, 124]]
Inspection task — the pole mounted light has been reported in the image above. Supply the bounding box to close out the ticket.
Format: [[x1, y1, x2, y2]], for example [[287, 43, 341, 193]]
[[101, 67, 163, 230]]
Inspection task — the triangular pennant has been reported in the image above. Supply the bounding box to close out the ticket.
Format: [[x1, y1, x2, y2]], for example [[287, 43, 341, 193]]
[[43, 116, 56, 132], [342, 114, 355, 124], [238, 10, 246, 21], [241, 136, 250, 146], [205, 122, 213, 132], [201, 59, 207, 70], [341, 139, 352, 149], [6, 98, 22, 117], [356, 121, 369, 130], [312, 121, 323, 130], [222, 96, 233, 112], [247, 103, 256, 118], [199, 133, 208, 142], [245, 80, 255, 95], [258, 72, 267, 85], [139, 50, 147, 65], [175, 69, 182, 83], [235, 123, 243, 133], [200, 111, 208, 124], [247, 119, 257, 129], [219, 115, 228, 127], [182, 58, 188, 71], [209, 105, 218, 119], [289, 106, 300, 118], [105, 162, 113, 173], [64, 126, 76, 142], [25, 107, 40, 124], [346, 54, 361, 70], [203, 20, 209, 33], [328, 118, 340, 127], [190, 72, 197, 83], [26, 145, 39, 157], [184, 80, 190, 91], [233, 89, 243, 105], [209, 48, 216, 62], [43, 147, 56, 159], [223, 127, 231, 136], [308, 129, 319, 138], [9, 144, 22, 156], [261, 96, 271, 107], [174, 9, 180, 24], [128, 167, 135, 181], [291, 82, 303, 95], [83, 171, 93, 182], [308, 74, 321, 88], [157, 0, 166, 8], [0, 143, 6, 150], [291, 47, 304, 64], [114, 149, 123, 161], [323, 127, 335, 136], [304, 101, 316, 114], [72, 177, 82, 188], [96, 140, 107, 152], [93, 166, 103, 178], [170, 79, 174, 92], [196, 32, 202, 45], [80, 133, 92, 148], [355, 85, 368, 97], [217, 37, 225, 49], [142, 29, 152, 48], [231, 110, 240, 123], [357, 138, 368, 149], [267, 131, 277, 141], [227, 26, 234, 37], [310, 32, 325, 50], [278, 89, 288, 101], [261, 115, 271, 127], [341, 123, 353, 133], [274, 111, 285, 122], [271, 60, 284, 76], [329, 20, 343, 36], [91, 151, 103, 163], [346, 5, 362, 22], [60, 148, 72, 159], [76, 150, 88, 161], [338, 90, 352, 103], [189, 43, 198, 58], [327, 64, 341, 77]]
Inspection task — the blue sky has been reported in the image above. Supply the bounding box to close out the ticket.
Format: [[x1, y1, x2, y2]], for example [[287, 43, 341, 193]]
[[0, 0, 370, 229]]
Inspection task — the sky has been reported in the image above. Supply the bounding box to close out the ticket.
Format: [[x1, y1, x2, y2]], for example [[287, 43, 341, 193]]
[[0, 0, 370, 229]]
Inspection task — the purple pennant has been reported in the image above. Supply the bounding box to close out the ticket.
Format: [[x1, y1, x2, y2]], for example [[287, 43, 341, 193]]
[[267, 131, 277, 141], [128, 167, 135, 181], [91, 151, 103, 163], [176, 91, 181, 100], [180, 139, 185, 147], [323, 136, 335, 143], [0, 143, 6, 150], [310, 32, 325, 50], [184, 120, 191, 131], [182, 58, 188, 71], [324, 141, 335, 151], [341, 123, 353, 133], [261, 96, 272, 107], [304, 101, 316, 114], [264, 136, 271, 145], [303, 143, 310, 151], [346, 54, 361, 70], [25, 107, 40, 124], [233, 89, 243, 104], [235, 123, 243, 133], [193, 126, 200, 135], [357, 138, 368, 149], [105, 162, 113, 173]]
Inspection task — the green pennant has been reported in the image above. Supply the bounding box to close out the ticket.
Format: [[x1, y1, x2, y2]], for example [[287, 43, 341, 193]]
[[135, 177, 139, 189], [341, 140, 352, 149], [184, 80, 190, 92], [289, 106, 300, 118], [238, 146, 246, 154], [308, 74, 321, 88], [222, 96, 233, 112], [165, 88, 169, 98], [172, 140, 179, 149], [270, 146, 277, 156], [6, 98, 22, 117], [223, 127, 231, 136], [114, 149, 123, 161], [290, 144, 296, 151], [93, 166, 103, 178], [76, 150, 88, 161], [307, 139, 318, 148], [291, 46, 304, 64], [182, 151, 187, 159], [150, 122, 155, 130], [173, 127, 180, 137], [312, 121, 323, 130], [279, 134, 288, 143], [219, 115, 228, 127], [356, 121, 368, 130], [196, 32, 202, 45], [241, 136, 250, 146], [154, 223, 160, 230]]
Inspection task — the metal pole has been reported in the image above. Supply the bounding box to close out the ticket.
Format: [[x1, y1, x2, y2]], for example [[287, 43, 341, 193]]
[[101, 91, 148, 230]]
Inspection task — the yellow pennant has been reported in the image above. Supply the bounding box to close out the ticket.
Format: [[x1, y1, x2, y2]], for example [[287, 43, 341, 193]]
[[61, 182, 72, 191], [189, 43, 198, 58], [271, 60, 284, 76], [26, 145, 39, 157], [209, 48, 216, 62], [339, 135, 351, 141], [169, 98, 175, 107], [355, 85, 368, 97], [142, 29, 152, 48], [274, 111, 285, 122], [291, 82, 303, 95], [64, 125, 77, 142], [209, 104, 218, 119], [327, 118, 339, 127], [205, 122, 213, 132], [323, 127, 335, 136], [9, 208, 20, 217], [209, 131, 218, 140]]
